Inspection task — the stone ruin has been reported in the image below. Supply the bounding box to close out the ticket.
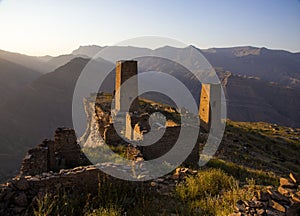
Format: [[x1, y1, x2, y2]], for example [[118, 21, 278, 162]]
[[16, 60, 223, 177], [199, 83, 222, 132], [0, 59, 225, 215], [20, 128, 91, 176], [115, 60, 139, 112], [81, 60, 222, 167]]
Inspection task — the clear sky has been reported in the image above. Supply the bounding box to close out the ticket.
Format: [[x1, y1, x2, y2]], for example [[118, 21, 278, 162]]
[[0, 0, 300, 56]]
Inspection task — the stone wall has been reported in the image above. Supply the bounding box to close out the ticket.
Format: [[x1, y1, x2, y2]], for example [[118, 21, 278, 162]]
[[20, 144, 48, 176], [0, 162, 200, 216], [0, 165, 134, 216], [141, 126, 200, 167], [20, 128, 91, 176], [83, 96, 202, 167], [103, 123, 124, 145]]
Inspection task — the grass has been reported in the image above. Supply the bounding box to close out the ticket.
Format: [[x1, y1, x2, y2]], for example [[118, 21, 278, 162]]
[[29, 99, 300, 216], [217, 120, 300, 175], [84, 206, 122, 216], [206, 159, 278, 186], [32, 168, 258, 216], [82, 145, 129, 164], [175, 168, 258, 216], [176, 168, 236, 200], [31, 173, 159, 216]]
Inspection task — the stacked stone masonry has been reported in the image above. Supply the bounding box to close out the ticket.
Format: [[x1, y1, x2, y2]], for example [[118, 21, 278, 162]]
[[20, 128, 91, 176]]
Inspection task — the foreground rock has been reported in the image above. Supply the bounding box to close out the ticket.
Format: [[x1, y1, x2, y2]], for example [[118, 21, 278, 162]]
[[232, 173, 300, 216]]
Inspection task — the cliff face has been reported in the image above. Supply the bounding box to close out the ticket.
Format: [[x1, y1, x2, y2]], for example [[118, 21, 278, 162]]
[[79, 94, 124, 148], [79, 97, 106, 148], [224, 74, 300, 127]]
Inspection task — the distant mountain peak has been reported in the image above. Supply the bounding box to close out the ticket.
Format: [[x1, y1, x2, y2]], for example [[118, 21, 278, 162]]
[[72, 45, 104, 57], [232, 46, 262, 57], [201, 46, 263, 57]]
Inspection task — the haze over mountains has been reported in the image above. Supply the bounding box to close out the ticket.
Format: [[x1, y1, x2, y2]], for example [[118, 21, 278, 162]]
[[0, 58, 41, 105], [201, 47, 300, 89], [0, 49, 89, 74], [0, 44, 300, 179]]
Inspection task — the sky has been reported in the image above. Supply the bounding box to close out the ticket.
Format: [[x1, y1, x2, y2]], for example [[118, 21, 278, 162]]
[[0, 0, 300, 56]]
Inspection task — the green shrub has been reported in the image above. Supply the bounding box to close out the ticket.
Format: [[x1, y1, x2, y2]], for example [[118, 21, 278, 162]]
[[176, 168, 236, 201], [207, 159, 278, 186], [84, 206, 122, 216], [175, 168, 257, 216]]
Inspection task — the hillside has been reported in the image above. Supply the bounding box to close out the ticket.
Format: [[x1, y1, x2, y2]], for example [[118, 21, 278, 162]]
[[0, 58, 90, 179], [71, 45, 300, 88], [1, 119, 300, 215], [0, 49, 51, 73], [0, 45, 300, 181], [0, 58, 41, 105], [0, 53, 300, 179], [0, 91, 300, 215], [0, 49, 88, 74], [201, 46, 300, 88], [223, 73, 300, 127]]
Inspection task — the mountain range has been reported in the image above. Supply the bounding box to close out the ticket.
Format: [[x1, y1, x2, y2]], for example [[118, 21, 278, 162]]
[[0, 45, 299, 180]]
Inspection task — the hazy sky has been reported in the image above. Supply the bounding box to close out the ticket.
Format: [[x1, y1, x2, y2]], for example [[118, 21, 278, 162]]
[[0, 0, 300, 56]]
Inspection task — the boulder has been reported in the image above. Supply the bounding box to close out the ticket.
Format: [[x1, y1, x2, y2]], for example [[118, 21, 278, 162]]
[[269, 200, 285, 213], [278, 186, 295, 196], [292, 193, 300, 203], [279, 177, 296, 188], [267, 188, 290, 205], [289, 172, 300, 183]]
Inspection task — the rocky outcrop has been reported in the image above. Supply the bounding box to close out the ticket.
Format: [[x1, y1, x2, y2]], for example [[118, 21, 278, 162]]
[[80, 94, 124, 147], [232, 173, 300, 216]]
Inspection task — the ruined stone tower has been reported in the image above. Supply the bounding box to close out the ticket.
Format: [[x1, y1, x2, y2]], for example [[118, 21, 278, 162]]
[[20, 128, 91, 175], [199, 83, 222, 132], [115, 60, 139, 112]]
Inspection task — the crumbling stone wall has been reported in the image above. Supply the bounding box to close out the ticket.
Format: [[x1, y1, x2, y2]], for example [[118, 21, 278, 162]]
[[52, 128, 83, 169], [141, 126, 200, 167], [84, 96, 201, 167], [20, 128, 90, 176], [0, 166, 129, 216], [125, 112, 150, 141], [20, 144, 48, 176], [103, 123, 124, 145]]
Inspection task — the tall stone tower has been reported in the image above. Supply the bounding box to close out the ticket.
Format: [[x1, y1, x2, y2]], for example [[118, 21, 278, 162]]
[[115, 60, 139, 112], [199, 83, 221, 132]]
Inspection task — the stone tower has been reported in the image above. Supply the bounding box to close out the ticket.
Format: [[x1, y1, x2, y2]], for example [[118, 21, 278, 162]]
[[199, 83, 221, 132], [115, 60, 139, 112]]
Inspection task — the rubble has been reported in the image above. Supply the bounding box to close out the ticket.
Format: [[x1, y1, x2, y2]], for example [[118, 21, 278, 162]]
[[233, 172, 300, 216]]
